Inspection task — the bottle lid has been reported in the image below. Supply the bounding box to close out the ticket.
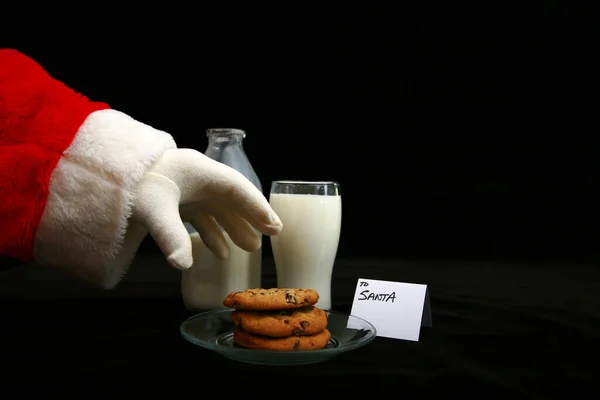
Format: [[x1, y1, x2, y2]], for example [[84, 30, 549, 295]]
[[206, 128, 246, 138]]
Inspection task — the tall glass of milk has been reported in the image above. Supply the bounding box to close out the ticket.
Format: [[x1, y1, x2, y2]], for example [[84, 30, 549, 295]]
[[269, 181, 342, 310], [181, 128, 263, 311]]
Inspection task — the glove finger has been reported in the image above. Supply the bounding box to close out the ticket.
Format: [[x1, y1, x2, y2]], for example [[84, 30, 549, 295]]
[[190, 213, 230, 260], [134, 173, 193, 270], [214, 211, 262, 253], [159, 149, 282, 236], [207, 162, 283, 236]]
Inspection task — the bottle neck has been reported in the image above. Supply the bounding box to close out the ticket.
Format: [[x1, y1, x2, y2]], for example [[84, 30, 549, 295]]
[[204, 128, 261, 193], [208, 134, 244, 147]]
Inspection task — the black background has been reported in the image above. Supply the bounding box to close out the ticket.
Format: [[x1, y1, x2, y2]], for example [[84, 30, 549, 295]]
[[1, 6, 599, 395], [4, 4, 599, 265]]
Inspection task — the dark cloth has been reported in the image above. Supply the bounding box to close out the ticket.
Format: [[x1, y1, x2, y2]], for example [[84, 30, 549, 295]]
[[0, 256, 597, 398]]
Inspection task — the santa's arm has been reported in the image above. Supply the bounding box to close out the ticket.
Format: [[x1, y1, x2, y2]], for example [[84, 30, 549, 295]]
[[0, 49, 177, 289]]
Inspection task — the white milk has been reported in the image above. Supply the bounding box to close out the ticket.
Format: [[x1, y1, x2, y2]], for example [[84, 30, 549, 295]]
[[181, 231, 262, 311], [269, 193, 342, 310]]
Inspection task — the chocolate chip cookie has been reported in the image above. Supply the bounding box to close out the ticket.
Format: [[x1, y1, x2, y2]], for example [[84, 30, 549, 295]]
[[231, 306, 328, 337], [223, 288, 319, 310], [233, 327, 331, 351]]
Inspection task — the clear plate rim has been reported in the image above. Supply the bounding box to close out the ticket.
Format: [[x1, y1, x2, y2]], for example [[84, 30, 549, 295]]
[[180, 308, 377, 356]]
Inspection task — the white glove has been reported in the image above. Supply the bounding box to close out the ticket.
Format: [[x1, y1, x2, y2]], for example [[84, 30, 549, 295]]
[[131, 148, 282, 270]]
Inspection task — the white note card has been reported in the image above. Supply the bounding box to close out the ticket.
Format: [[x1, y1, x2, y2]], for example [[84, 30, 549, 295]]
[[348, 278, 432, 342]]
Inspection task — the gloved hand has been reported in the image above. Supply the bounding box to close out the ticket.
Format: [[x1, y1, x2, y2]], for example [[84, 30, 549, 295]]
[[131, 148, 283, 270]]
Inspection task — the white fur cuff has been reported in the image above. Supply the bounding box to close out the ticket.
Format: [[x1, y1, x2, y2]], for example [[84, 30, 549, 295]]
[[32, 109, 177, 289]]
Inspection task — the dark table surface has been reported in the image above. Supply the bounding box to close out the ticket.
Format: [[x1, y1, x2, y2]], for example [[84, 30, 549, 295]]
[[1, 255, 598, 398]]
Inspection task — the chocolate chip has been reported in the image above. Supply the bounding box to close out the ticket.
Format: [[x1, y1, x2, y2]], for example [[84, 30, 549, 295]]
[[285, 293, 297, 304], [300, 321, 310, 329], [284, 320, 290, 324], [293, 329, 304, 335], [293, 340, 300, 350]]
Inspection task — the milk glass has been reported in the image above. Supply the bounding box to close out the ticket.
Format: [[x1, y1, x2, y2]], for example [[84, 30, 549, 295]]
[[269, 181, 342, 310]]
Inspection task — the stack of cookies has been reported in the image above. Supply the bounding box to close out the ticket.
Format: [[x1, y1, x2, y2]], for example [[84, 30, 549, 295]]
[[223, 288, 331, 351]]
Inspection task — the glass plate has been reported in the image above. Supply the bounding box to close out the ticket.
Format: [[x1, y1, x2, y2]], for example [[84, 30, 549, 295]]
[[180, 309, 377, 366]]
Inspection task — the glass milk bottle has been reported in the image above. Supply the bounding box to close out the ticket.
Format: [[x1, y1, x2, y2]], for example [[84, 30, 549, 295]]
[[181, 128, 263, 311]]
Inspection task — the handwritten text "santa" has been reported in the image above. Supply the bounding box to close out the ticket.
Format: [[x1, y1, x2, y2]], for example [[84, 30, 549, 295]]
[[357, 281, 396, 303]]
